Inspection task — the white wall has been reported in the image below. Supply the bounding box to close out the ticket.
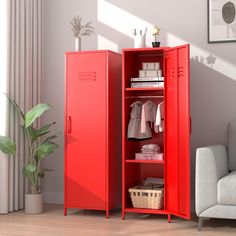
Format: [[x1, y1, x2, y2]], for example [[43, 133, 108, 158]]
[[42, 0, 236, 207]]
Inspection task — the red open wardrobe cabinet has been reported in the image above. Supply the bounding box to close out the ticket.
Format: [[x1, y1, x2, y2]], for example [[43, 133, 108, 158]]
[[122, 44, 191, 222], [64, 50, 122, 218]]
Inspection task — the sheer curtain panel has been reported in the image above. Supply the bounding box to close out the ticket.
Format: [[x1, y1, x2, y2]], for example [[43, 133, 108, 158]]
[[0, 0, 42, 214]]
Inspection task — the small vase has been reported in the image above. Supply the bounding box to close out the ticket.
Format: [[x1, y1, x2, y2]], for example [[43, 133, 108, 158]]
[[75, 37, 81, 51], [25, 193, 43, 214], [152, 41, 160, 47], [134, 35, 146, 48]]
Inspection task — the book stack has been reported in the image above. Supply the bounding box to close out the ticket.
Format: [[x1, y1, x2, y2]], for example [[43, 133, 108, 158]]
[[130, 62, 164, 88]]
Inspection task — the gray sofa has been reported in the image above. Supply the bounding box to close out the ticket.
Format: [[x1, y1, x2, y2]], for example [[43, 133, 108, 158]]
[[195, 122, 236, 231]]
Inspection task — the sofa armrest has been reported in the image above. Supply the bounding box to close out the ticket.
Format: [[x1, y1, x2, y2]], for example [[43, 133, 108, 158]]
[[195, 145, 228, 216]]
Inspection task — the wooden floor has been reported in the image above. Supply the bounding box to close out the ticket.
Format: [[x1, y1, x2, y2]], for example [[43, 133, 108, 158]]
[[0, 204, 236, 236]]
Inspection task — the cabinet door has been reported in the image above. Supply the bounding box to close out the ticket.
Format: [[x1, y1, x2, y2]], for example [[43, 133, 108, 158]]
[[165, 44, 190, 219], [65, 52, 107, 209]]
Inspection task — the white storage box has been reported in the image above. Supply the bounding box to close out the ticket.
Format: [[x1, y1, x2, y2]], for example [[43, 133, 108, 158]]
[[154, 62, 160, 70], [142, 62, 160, 70], [145, 70, 158, 77], [157, 70, 162, 77], [135, 153, 164, 161], [139, 70, 146, 77], [142, 62, 155, 70]]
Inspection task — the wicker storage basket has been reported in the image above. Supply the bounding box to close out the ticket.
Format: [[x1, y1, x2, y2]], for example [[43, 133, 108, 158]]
[[129, 185, 164, 209]]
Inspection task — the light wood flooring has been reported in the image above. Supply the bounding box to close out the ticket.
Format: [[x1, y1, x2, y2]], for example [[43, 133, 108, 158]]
[[0, 204, 236, 236]]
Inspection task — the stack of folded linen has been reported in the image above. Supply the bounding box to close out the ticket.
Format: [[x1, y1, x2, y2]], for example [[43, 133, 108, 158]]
[[135, 144, 164, 161], [141, 144, 160, 154]]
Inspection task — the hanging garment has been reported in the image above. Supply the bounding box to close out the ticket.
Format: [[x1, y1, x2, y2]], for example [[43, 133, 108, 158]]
[[127, 101, 152, 139], [155, 101, 164, 132], [141, 101, 157, 134]]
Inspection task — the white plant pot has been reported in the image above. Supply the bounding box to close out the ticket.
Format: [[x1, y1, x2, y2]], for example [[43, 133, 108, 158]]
[[25, 193, 43, 214]]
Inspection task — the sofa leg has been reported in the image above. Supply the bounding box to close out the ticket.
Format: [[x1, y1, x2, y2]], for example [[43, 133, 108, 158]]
[[198, 218, 203, 231], [198, 217, 209, 231]]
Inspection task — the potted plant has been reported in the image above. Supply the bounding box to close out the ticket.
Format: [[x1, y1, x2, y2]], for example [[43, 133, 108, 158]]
[[0, 98, 58, 214], [70, 15, 95, 51], [152, 26, 161, 47]]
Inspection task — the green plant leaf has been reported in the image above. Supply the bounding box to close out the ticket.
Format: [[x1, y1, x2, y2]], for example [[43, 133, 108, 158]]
[[36, 131, 49, 139], [37, 171, 45, 178], [38, 168, 54, 178], [0, 135, 16, 155], [26, 122, 56, 142], [25, 103, 51, 128], [38, 122, 56, 133], [23, 167, 30, 177], [4, 94, 25, 120], [35, 141, 58, 160], [26, 126, 38, 141], [26, 164, 37, 172], [42, 135, 58, 144], [43, 168, 54, 172], [36, 122, 56, 138], [23, 164, 36, 177]]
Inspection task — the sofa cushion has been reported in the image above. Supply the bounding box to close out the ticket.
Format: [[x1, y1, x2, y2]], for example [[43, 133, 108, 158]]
[[227, 122, 236, 171], [199, 205, 236, 219], [218, 171, 236, 205]]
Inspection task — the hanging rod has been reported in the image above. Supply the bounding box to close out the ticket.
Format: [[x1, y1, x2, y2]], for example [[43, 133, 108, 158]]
[[125, 95, 164, 99]]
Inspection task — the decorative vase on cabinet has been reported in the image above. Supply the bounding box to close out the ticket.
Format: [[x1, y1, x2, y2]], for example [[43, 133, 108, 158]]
[[75, 37, 81, 51], [64, 50, 122, 218]]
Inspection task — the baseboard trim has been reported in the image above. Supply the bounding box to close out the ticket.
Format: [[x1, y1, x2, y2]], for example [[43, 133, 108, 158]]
[[43, 192, 64, 204], [42, 192, 195, 211]]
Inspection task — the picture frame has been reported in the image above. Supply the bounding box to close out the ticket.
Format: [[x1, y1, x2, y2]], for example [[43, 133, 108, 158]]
[[208, 0, 236, 43]]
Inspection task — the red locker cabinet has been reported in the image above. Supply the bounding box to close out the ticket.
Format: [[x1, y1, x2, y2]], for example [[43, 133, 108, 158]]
[[122, 45, 190, 221], [64, 50, 122, 218]]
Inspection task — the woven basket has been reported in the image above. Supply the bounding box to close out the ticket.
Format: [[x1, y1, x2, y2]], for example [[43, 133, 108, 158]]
[[129, 185, 164, 209]]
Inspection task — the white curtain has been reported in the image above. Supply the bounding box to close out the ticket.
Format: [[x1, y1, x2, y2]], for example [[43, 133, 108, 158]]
[[0, 0, 42, 214]]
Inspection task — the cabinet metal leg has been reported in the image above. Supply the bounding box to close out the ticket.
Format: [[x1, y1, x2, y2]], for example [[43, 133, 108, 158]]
[[106, 210, 109, 219], [122, 211, 125, 220], [64, 208, 67, 216], [168, 214, 171, 223]]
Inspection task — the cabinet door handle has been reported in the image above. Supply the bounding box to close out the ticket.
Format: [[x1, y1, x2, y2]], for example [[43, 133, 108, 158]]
[[67, 116, 72, 133]]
